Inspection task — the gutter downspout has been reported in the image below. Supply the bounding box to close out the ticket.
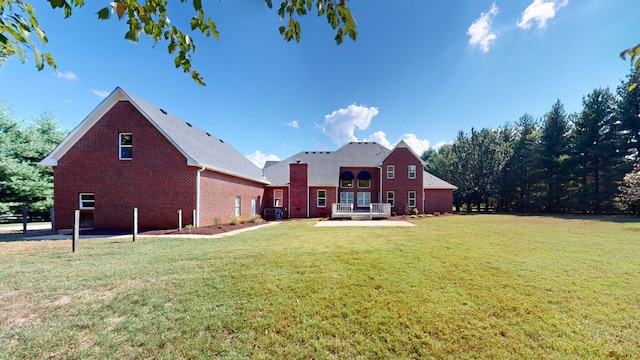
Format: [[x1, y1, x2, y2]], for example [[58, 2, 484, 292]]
[[196, 166, 205, 227], [378, 165, 383, 205]]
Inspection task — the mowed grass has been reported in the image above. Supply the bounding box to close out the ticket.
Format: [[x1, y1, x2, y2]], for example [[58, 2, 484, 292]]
[[1, 215, 639, 359]]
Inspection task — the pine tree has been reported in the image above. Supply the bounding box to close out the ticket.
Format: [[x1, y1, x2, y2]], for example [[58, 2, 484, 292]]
[[539, 100, 571, 212]]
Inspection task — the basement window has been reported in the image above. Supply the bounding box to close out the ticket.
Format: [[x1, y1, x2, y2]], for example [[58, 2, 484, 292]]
[[79, 193, 95, 210], [119, 133, 132, 160]]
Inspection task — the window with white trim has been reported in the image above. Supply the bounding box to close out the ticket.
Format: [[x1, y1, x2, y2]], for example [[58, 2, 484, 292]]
[[79, 193, 95, 210], [387, 165, 395, 179], [274, 189, 283, 207], [235, 196, 241, 216], [358, 178, 370, 188], [340, 192, 354, 204], [386, 191, 394, 207], [408, 191, 416, 208], [340, 178, 353, 188], [408, 165, 416, 179], [357, 192, 371, 207], [119, 133, 132, 160], [317, 190, 326, 207]]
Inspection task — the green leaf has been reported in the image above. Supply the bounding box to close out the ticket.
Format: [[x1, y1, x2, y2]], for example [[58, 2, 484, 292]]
[[97, 7, 110, 20], [33, 47, 43, 70]]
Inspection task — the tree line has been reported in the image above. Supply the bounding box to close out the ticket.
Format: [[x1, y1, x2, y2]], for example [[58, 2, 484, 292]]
[[423, 69, 640, 215], [0, 104, 67, 217]]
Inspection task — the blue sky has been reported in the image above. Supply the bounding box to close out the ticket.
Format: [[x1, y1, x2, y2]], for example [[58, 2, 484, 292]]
[[0, 0, 636, 167]]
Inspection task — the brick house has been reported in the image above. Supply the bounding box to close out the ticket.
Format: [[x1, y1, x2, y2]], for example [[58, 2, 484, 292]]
[[40, 87, 269, 231], [263, 141, 456, 219], [41, 87, 456, 230]]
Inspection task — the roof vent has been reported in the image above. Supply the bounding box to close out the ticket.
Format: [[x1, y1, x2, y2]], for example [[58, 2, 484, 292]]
[[206, 132, 211, 137], [160, 108, 167, 114], [219, 139, 224, 143]]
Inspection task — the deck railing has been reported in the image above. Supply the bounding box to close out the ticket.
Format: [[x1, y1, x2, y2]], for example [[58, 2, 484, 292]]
[[331, 203, 390, 219]]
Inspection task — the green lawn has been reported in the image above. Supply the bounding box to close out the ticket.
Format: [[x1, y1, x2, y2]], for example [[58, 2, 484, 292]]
[[1, 215, 639, 359]]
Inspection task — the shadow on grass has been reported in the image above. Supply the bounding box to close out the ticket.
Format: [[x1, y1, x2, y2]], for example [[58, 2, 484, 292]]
[[0, 230, 58, 243], [460, 212, 640, 224]]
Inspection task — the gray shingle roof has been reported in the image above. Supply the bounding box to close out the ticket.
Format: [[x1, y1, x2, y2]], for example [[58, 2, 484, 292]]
[[119, 88, 268, 184], [264, 142, 391, 186]]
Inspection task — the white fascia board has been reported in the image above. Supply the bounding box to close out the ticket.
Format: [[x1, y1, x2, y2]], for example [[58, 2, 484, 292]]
[[38, 88, 126, 167], [188, 161, 271, 185]]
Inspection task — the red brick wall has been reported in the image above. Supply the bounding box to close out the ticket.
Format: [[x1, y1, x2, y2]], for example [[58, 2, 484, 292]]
[[424, 189, 454, 214], [309, 187, 337, 218], [54, 101, 196, 230], [289, 163, 309, 218], [382, 148, 424, 214], [264, 186, 289, 219], [199, 170, 265, 225]]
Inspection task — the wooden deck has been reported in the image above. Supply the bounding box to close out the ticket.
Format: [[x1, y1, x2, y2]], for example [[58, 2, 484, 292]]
[[331, 203, 391, 220]]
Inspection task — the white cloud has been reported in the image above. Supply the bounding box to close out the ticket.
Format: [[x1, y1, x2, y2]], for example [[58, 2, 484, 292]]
[[91, 89, 110, 98], [285, 120, 299, 129], [63, 99, 73, 103], [246, 150, 280, 168], [467, 2, 499, 52], [396, 134, 430, 156], [517, 0, 568, 29], [319, 104, 379, 146], [363, 131, 391, 148], [55, 71, 78, 80], [432, 141, 450, 150], [362, 131, 431, 155]]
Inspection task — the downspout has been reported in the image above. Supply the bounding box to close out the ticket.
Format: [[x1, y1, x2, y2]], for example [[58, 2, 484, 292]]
[[378, 165, 383, 204], [196, 166, 205, 227]]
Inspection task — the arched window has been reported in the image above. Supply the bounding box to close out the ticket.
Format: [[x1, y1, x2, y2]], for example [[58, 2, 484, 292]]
[[357, 171, 371, 188]]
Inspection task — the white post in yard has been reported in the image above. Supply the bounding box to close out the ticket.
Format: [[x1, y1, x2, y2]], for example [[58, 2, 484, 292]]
[[177, 210, 182, 230], [72, 210, 80, 252], [132, 207, 138, 242]]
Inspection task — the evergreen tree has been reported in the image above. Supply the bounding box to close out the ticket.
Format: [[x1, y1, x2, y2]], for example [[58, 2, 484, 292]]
[[539, 100, 571, 212], [0, 106, 67, 214], [616, 69, 640, 161], [571, 88, 624, 213], [501, 115, 541, 212]]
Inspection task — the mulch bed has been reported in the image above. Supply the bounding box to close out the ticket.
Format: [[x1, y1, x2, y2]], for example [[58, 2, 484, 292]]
[[139, 221, 265, 236]]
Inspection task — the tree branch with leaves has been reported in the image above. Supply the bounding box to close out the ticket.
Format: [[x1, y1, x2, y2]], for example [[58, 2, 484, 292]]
[[620, 43, 640, 91], [0, 0, 357, 85]]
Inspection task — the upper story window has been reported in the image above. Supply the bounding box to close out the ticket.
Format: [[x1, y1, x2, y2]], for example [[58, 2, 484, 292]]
[[119, 133, 132, 160], [340, 171, 354, 188], [79, 193, 95, 210], [357, 171, 371, 188], [317, 190, 326, 207], [408, 165, 416, 179], [274, 189, 283, 207], [387, 165, 395, 179]]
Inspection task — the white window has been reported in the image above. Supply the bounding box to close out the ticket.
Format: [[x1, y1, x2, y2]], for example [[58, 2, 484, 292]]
[[386, 191, 394, 207], [408, 165, 416, 179], [119, 133, 132, 160], [408, 191, 416, 208], [79, 193, 95, 210], [358, 178, 370, 188], [340, 192, 354, 204], [317, 190, 326, 207], [274, 189, 283, 207], [357, 192, 371, 207], [235, 196, 241, 216], [387, 165, 395, 179]]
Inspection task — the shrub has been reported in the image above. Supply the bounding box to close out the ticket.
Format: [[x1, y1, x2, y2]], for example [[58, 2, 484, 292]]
[[213, 217, 221, 226], [230, 216, 239, 225]]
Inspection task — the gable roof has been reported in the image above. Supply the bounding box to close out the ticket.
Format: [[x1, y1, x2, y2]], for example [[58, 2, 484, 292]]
[[264, 142, 391, 186], [40, 87, 269, 184]]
